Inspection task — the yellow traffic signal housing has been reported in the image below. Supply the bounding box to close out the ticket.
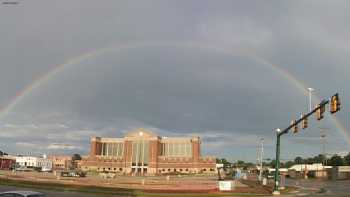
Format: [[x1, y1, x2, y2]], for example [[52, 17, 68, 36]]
[[302, 116, 308, 129], [291, 120, 298, 133], [316, 104, 325, 121], [330, 93, 340, 114]]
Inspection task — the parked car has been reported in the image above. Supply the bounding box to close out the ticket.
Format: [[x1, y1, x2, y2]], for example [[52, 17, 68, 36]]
[[40, 167, 52, 172], [0, 191, 45, 197], [60, 170, 86, 177], [14, 166, 33, 172]]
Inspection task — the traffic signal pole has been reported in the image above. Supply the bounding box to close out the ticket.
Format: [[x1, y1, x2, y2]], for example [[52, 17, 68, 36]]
[[273, 99, 329, 195]]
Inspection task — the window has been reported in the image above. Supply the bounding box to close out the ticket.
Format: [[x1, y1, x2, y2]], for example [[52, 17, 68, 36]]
[[119, 168, 122, 171]]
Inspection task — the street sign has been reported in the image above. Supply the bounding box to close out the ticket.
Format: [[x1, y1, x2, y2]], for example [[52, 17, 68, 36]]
[[218, 181, 235, 191]]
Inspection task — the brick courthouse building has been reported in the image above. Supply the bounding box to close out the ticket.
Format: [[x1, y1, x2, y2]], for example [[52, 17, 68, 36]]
[[80, 128, 216, 175]]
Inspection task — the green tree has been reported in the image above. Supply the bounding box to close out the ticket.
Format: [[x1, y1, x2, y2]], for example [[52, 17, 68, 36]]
[[284, 161, 295, 168], [344, 153, 350, 165], [216, 158, 231, 169], [313, 154, 326, 164], [72, 154, 82, 161], [328, 155, 344, 166], [294, 156, 303, 164], [306, 157, 315, 164], [269, 159, 276, 168]]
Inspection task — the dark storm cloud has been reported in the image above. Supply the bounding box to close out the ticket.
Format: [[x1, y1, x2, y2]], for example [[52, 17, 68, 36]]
[[0, 0, 349, 160]]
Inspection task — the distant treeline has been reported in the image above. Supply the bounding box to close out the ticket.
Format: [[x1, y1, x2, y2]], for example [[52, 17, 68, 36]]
[[217, 152, 350, 169]]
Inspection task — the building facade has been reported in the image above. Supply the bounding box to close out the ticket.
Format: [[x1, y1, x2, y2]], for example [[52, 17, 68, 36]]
[[16, 156, 53, 171], [0, 156, 15, 170], [80, 128, 216, 175], [48, 155, 72, 171]]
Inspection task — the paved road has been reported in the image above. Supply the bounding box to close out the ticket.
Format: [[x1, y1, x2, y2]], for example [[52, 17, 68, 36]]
[[285, 178, 350, 196], [0, 185, 136, 197]]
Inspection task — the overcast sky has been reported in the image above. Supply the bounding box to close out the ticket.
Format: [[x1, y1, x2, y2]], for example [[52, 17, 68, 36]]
[[0, 0, 349, 162]]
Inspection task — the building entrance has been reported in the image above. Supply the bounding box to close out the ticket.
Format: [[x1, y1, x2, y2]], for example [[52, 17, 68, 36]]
[[131, 140, 149, 175]]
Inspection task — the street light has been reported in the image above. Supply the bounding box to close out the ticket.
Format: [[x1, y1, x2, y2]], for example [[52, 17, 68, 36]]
[[308, 88, 314, 112], [276, 128, 281, 134]]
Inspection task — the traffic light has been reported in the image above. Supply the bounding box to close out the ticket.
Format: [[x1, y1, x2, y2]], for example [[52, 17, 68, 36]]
[[301, 114, 308, 129], [291, 120, 298, 133], [316, 104, 325, 120], [330, 93, 340, 114]]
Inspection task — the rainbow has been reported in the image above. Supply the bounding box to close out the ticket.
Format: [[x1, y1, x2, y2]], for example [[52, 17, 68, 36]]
[[1, 41, 349, 144]]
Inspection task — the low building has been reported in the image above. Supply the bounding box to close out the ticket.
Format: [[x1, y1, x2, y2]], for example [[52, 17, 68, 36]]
[[80, 128, 216, 175], [288, 163, 331, 178], [0, 156, 15, 170], [16, 155, 53, 171], [327, 166, 350, 180], [48, 155, 72, 171]]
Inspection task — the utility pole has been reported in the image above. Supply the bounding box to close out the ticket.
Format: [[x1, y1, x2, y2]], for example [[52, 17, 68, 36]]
[[319, 127, 328, 166], [259, 138, 264, 181]]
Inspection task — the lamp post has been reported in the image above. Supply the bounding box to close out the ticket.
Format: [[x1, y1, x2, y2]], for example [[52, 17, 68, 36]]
[[308, 88, 314, 112], [319, 127, 328, 166], [259, 138, 264, 181], [273, 128, 281, 195]]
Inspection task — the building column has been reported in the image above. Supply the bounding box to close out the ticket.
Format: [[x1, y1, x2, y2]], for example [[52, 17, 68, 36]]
[[192, 137, 200, 162], [124, 141, 133, 174], [192, 137, 200, 173], [90, 137, 102, 156], [148, 140, 159, 174]]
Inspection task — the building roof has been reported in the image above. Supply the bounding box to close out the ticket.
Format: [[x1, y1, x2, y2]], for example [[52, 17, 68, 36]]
[[92, 128, 200, 142], [289, 163, 332, 171], [268, 168, 288, 172]]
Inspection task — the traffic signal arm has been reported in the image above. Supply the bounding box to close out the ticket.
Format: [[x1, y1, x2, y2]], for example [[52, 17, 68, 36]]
[[279, 100, 329, 136]]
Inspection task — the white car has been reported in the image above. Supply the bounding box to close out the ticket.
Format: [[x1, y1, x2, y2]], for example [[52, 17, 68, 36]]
[[0, 191, 45, 197]]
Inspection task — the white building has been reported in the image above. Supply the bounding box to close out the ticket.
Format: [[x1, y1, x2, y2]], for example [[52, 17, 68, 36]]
[[16, 156, 52, 171], [288, 163, 332, 178], [289, 163, 332, 172]]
